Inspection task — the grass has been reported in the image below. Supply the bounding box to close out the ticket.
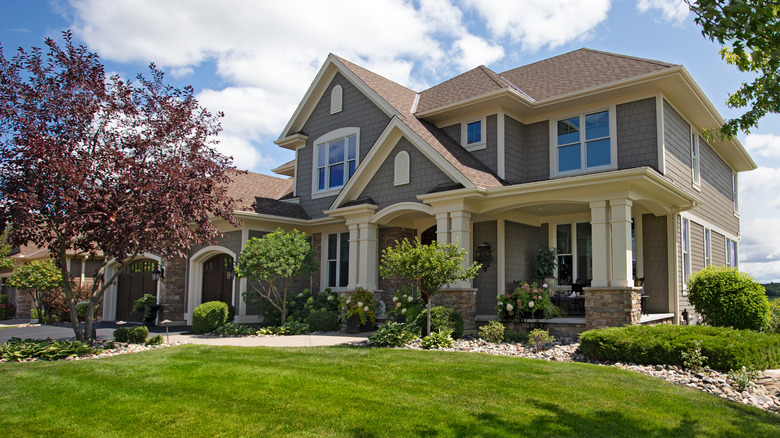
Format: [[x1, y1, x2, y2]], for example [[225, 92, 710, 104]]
[[1, 345, 779, 437]]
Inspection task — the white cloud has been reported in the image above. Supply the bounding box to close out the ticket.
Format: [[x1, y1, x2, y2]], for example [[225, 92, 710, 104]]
[[743, 133, 780, 160], [464, 0, 611, 51], [451, 35, 505, 70], [739, 166, 780, 193], [637, 0, 690, 24]]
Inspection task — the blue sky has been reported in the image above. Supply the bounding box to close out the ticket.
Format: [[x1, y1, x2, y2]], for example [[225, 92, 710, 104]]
[[3, 0, 780, 282]]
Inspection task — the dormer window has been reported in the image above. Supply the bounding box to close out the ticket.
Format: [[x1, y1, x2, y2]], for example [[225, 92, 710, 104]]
[[461, 117, 486, 150], [312, 128, 359, 196]]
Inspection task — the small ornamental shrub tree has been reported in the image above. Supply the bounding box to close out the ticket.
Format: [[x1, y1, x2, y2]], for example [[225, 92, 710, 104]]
[[7, 260, 63, 323], [193, 301, 231, 334], [113, 326, 149, 344], [237, 229, 316, 324], [287, 289, 340, 323], [479, 321, 505, 343], [0, 295, 15, 319], [304, 310, 340, 332], [687, 267, 770, 330]]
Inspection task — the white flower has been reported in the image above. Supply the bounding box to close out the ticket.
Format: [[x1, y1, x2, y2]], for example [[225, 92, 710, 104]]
[[364, 306, 369, 312], [542, 283, 548, 288], [498, 302, 504, 306], [401, 308, 407, 314], [346, 299, 351, 304], [506, 304, 513, 311], [528, 301, 535, 308], [407, 296, 413, 302], [393, 297, 398, 302], [396, 302, 401, 308], [357, 301, 363, 307]]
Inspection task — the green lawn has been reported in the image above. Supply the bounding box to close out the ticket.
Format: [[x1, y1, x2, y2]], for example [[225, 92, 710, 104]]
[[1, 345, 779, 437]]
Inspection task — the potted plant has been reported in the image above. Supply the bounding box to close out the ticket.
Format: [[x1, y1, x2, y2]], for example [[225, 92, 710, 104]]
[[535, 246, 558, 290], [341, 287, 376, 333], [133, 294, 162, 326]]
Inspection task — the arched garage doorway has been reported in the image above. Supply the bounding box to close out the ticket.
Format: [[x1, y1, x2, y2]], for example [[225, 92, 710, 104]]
[[116, 259, 158, 322], [201, 254, 234, 305]]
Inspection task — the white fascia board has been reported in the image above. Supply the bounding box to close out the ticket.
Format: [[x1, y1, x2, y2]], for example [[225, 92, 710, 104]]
[[329, 117, 473, 210]]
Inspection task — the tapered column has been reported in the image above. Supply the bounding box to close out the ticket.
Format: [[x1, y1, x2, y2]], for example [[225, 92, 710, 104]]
[[436, 212, 450, 244], [358, 222, 379, 291], [610, 199, 633, 287], [449, 210, 472, 288], [590, 201, 609, 287], [347, 224, 359, 289]]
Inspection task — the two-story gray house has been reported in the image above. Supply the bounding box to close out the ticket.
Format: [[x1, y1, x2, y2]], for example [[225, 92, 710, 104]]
[[98, 49, 756, 335]]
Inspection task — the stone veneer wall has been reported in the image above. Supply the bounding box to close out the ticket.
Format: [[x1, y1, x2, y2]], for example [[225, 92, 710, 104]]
[[377, 227, 415, 306], [12, 290, 33, 318], [584, 287, 642, 330], [436, 288, 477, 330], [159, 256, 187, 324], [311, 233, 322, 293], [496, 320, 587, 340]]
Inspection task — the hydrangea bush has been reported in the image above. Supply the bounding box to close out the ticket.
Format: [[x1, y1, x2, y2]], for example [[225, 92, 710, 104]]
[[496, 282, 564, 320], [341, 287, 376, 325], [389, 287, 424, 319]]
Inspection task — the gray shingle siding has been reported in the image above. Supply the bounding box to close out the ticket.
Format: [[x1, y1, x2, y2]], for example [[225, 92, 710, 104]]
[[441, 123, 460, 144], [357, 138, 455, 210], [296, 73, 392, 218], [504, 115, 549, 184], [469, 115, 498, 174], [642, 214, 668, 313], [617, 97, 658, 171], [473, 221, 498, 315], [663, 99, 738, 236]]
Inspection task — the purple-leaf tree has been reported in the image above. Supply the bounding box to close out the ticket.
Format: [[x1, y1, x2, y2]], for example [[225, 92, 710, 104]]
[[0, 32, 237, 343]]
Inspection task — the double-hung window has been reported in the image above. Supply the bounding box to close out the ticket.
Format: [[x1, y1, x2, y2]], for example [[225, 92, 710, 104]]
[[704, 229, 711, 267], [554, 110, 613, 175], [691, 131, 701, 186], [461, 117, 486, 150], [326, 232, 350, 288], [313, 129, 358, 195], [555, 222, 593, 286], [682, 218, 691, 290], [726, 238, 738, 268]]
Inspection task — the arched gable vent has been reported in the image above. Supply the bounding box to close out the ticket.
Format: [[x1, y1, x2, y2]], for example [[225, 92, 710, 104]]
[[330, 85, 343, 114], [394, 151, 410, 186]]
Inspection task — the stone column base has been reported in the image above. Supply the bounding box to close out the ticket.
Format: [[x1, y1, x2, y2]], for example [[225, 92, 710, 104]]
[[436, 288, 477, 329], [584, 286, 642, 330]]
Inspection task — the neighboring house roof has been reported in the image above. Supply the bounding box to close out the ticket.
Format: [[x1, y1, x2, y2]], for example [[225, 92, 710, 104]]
[[334, 55, 504, 190], [225, 169, 293, 211], [416, 48, 676, 112]]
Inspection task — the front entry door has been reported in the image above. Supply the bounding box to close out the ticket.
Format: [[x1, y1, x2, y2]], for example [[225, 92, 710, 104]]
[[201, 254, 233, 305], [116, 260, 158, 321]]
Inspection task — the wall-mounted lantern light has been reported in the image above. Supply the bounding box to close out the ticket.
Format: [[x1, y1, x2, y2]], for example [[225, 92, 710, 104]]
[[475, 242, 493, 272], [226, 260, 235, 281], [151, 266, 165, 282]]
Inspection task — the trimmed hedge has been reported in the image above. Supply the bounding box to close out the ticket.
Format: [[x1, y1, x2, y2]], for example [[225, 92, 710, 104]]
[[193, 301, 232, 334], [687, 267, 770, 330], [113, 326, 149, 344], [579, 324, 780, 371], [304, 310, 340, 332]]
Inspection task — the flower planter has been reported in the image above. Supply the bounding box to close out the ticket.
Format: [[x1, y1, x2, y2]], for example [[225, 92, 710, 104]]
[[346, 314, 374, 333], [142, 305, 162, 327]]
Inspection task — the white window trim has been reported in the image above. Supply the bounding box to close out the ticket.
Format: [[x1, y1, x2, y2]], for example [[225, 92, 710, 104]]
[[690, 129, 701, 190], [324, 232, 350, 290], [461, 117, 487, 151], [549, 106, 617, 178], [682, 218, 691, 293], [732, 171, 739, 216], [704, 228, 711, 268], [311, 127, 360, 199]]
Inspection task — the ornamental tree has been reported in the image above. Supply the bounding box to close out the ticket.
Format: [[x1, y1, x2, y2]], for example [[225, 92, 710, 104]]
[[0, 32, 236, 342], [380, 237, 480, 334], [7, 260, 63, 323], [686, 0, 780, 138], [236, 228, 316, 324]]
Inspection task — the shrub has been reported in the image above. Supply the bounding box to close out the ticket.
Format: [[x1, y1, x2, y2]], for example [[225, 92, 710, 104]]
[[368, 322, 420, 347], [304, 310, 340, 332], [388, 287, 424, 319], [212, 322, 257, 336], [257, 321, 310, 336], [75, 301, 92, 321], [527, 329, 555, 351], [497, 282, 565, 320], [113, 326, 149, 344], [504, 328, 529, 344], [31, 309, 58, 324], [768, 301, 780, 333], [0, 295, 16, 319], [420, 330, 454, 349], [579, 324, 780, 371], [687, 267, 770, 330], [254, 297, 282, 326], [728, 366, 761, 391], [478, 321, 505, 343], [193, 301, 231, 334], [1, 337, 94, 361], [413, 306, 464, 338], [287, 289, 340, 323], [144, 335, 164, 346], [681, 340, 708, 371]]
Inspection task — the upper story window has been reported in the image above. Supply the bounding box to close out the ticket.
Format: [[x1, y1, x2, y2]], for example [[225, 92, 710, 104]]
[[682, 218, 691, 291], [461, 117, 486, 150], [732, 171, 739, 214], [726, 238, 738, 268], [552, 109, 616, 176], [690, 130, 701, 187], [312, 128, 359, 196]]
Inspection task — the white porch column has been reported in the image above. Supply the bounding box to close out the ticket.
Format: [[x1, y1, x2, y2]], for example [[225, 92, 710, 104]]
[[610, 199, 633, 287], [436, 212, 450, 244], [590, 201, 610, 287], [449, 210, 472, 288], [347, 224, 360, 289], [358, 222, 379, 291]]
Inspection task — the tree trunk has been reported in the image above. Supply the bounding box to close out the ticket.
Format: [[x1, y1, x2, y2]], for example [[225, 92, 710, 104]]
[[58, 248, 85, 342], [426, 296, 432, 337]]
